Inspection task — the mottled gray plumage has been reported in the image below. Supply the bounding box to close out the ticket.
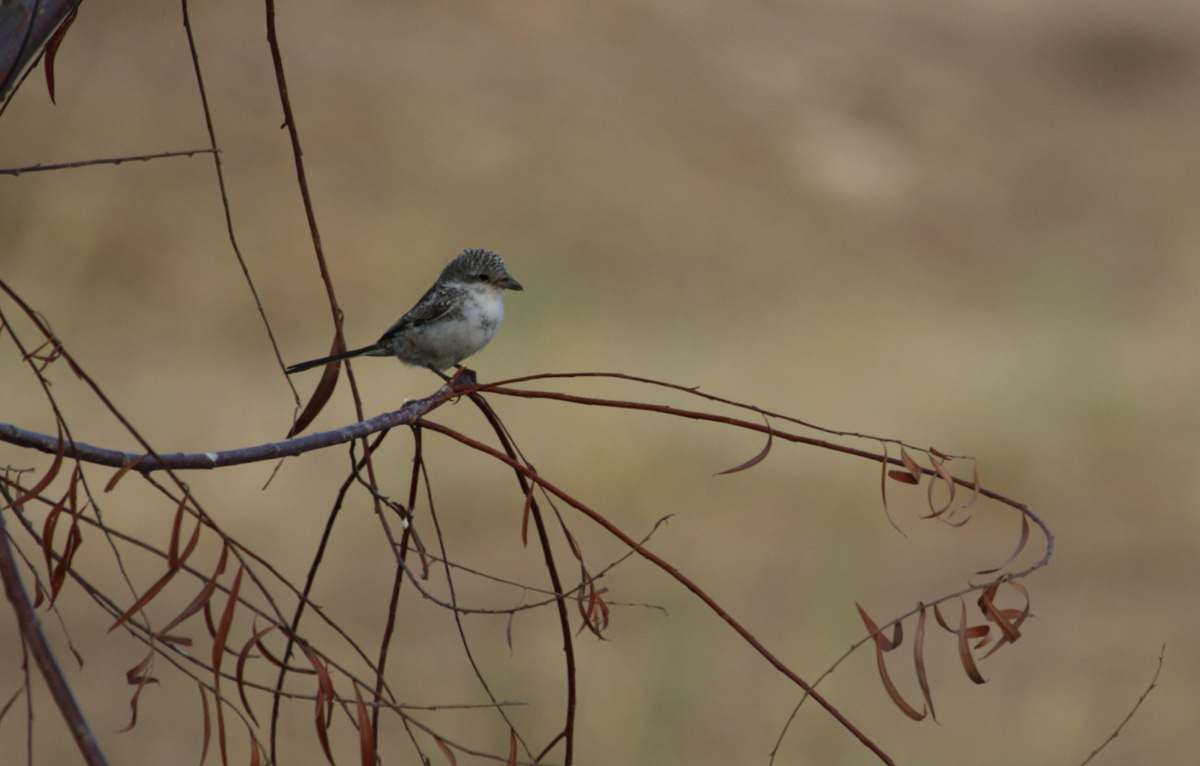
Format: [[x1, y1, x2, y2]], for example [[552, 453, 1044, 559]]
[[285, 249, 522, 376]]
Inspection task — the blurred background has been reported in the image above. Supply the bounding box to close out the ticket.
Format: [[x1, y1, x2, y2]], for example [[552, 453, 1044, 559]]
[[2, 0, 1199, 763]]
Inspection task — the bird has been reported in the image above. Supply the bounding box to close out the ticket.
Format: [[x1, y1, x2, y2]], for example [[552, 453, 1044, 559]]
[[285, 248, 522, 378]]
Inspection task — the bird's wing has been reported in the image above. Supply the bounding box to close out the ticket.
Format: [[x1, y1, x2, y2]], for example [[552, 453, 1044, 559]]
[[376, 286, 456, 341]]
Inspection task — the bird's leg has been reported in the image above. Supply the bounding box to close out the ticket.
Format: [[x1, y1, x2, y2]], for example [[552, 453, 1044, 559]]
[[427, 364, 453, 382]]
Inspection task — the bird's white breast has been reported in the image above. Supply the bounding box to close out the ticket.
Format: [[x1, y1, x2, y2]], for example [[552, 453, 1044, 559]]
[[402, 284, 505, 370]]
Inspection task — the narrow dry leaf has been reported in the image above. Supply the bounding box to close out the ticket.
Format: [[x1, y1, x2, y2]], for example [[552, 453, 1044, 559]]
[[104, 454, 147, 492], [48, 519, 82, 606], [877, 443, 906, 536], [887, 470, 920, 485], [3, 422, 65, 511], [976, 514, 1029, 576], [0, 682, 27, 724], [43, 7, 78, 103], [856, 604, 924, 720], [924, 455, 957, 519], [520, 480, 534, 547], [434, 736, 457, 765], [507, 729, 518, 766], [288, 336, 343, 438], [304, 646, 338, 766], [109, 563, 186, 634], [913, 605, 936, 722], [249, 739, 262, 766], [155, 544, 229, 638], [945, 600, 987, 684], [354, 685, 375, 766], [116, 653, 161, 733], [211, 565, 245, 681], [899, 447, 923, 483], [197, 682, 212, 766], [716, 425, 773, 475], [237, 625, 276, 727]]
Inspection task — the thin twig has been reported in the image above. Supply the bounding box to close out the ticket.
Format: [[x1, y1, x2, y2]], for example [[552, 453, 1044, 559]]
[[1079, 645, 1165, 766], [0, 149, 217, 175]]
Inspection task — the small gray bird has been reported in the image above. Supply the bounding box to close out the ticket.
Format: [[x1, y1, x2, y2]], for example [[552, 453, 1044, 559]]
[[285, 249, 522, 377]]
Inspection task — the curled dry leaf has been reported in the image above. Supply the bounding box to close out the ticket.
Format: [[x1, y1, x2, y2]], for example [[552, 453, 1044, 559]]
[[856, 604, 925, 721]]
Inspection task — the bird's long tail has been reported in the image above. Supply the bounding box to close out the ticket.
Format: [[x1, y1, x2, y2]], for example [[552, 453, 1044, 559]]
[[284, 343, 385, 374]]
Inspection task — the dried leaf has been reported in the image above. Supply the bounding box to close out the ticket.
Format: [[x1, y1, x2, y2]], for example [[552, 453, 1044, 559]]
[[887, 470, 920, 485], [899, 447, 923, 483], [197, 682, 211, 766], [947, 600, 987, 684], [924, 455, 957, 519], [304, 646, 337, 766], [877, 443, 906, 537], [434, 736, 457, 765], [6, 424, 66, 511], [288, 336, 343, 438], [856, 604, 924, 720], [507, 729, 518, 766], [43, 8, 78, 104], [0, 682, 26, 725], [156, 544, 229, 638], [237, 624, 276, 727], [976, 514, 1030, 576], [520, 480, 534, 548], [104, 454, 148, 492], [116, 652, 160, 733], [212, 566, 244, 684], [716, 426, 773, 475], [354, 685, 375, 766], [49, 519, 82, 607], [913, 604, 936, 722]]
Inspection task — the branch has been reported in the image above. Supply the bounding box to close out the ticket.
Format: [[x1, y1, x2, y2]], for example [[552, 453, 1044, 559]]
[[0, 389, 452, 472], [0, 486, 109, 766]]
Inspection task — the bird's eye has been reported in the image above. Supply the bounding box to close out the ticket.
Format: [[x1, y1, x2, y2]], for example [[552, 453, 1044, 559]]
[[477, 273, 490, 282]]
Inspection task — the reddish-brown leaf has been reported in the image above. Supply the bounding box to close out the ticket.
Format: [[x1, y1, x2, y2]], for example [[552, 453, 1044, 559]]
[[977, 513, 1029, 576], [507, 729, 518, 766], [878, 443, 906, 536], [0, 682, 26, 725], [887, 469, 920, 485], [43, 8, 78, 104], [254, 637, 315, 674], [304, 646, 337, 766], [41, 483, 71, 576], [104, 454, 148, 493], [48, 519, 83, 606], [899, 447, 923, 483], [109, 563, 185, 634], [156, 544, 229, 638], [856, 604, 924, 720], [249, 739, 262, 766], [212, 565, 244, 685], [913, 604, 936, 722], [354, 684, 375, 766], [945, 600, 987, 684], [116, 653, 160, 733], [4, 423, 65, 511], [288, 337, 343, 438], [924, 455, 957, 519], [434, 736, 457, 765], [197, 682, 212, 766], [237, 624, 276, 727], [716, 426, 773, 475], [520, 480, 534, 547]]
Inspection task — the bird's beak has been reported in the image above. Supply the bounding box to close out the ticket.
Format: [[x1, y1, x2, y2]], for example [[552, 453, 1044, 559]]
[[497, 276, 523, 291]]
